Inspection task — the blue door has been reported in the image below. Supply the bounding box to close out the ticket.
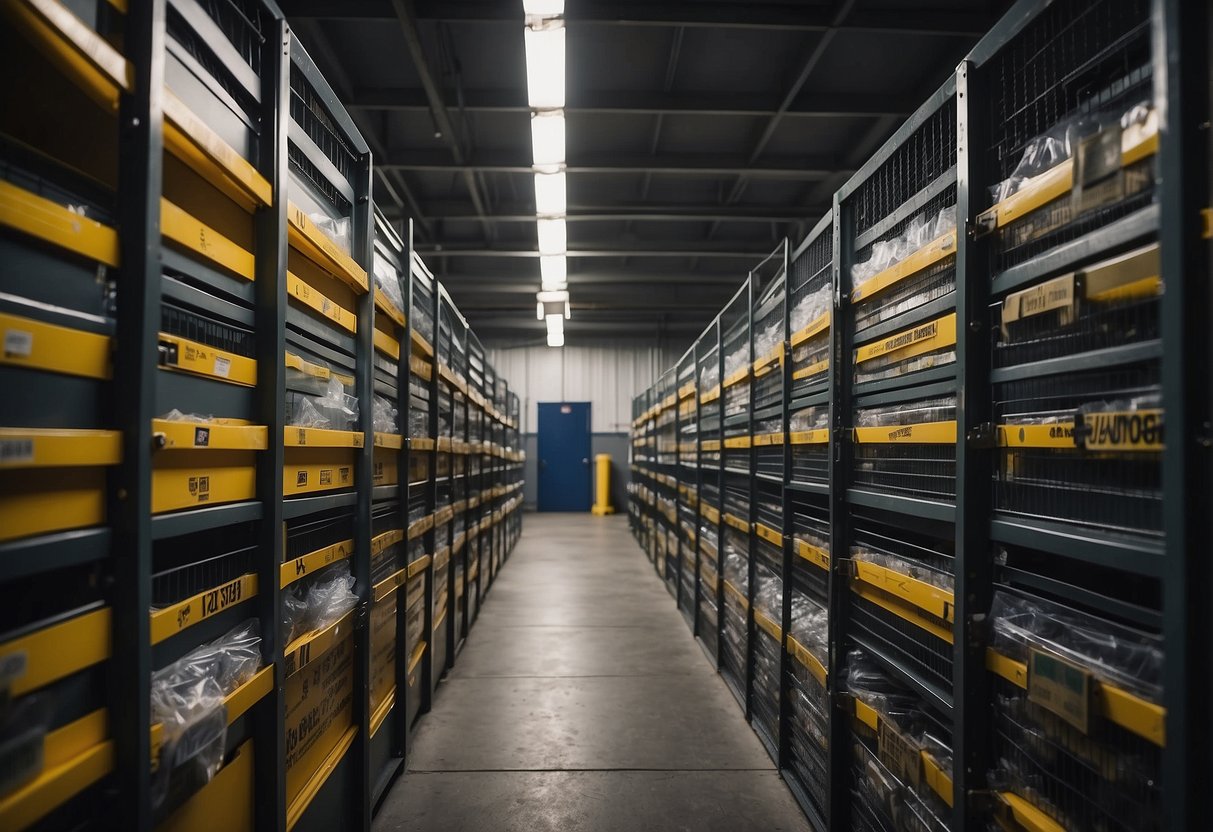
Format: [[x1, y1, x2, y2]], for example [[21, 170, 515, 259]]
[[537, 402, 592, 511]]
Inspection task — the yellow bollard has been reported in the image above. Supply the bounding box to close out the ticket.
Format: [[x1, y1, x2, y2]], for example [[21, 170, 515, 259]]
[[591, 453, 614, 515]]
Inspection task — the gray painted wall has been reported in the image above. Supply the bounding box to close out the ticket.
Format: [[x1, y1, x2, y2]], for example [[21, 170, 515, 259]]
[[522, 433, 631, 512]]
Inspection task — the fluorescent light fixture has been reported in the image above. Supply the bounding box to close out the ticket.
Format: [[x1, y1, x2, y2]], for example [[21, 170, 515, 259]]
[[545, 313, 564, 335], [536, 290, 569, 321], [546, 329, 565, 347], [534, 171, 566, 216], [530, 112, 565, 170], [540, 254, 567, 289], [524, 25, 565, 109], [523, 0, 564, 15], [536, 217, 566, 255]]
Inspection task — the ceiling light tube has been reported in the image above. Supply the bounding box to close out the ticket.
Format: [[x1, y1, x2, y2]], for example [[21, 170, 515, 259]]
[[523, 0, 564, 16], [546, 330, 565, 347], [536, 217, 566, 256], [545, 313, 564, 335], [533, 171, 566, 216], [540, 254, 567, 289], [524, 25, 565, 109], [530, 111, 566, 171]]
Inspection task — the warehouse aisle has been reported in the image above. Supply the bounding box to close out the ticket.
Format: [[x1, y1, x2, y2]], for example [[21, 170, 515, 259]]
[[374, 513, 811, 832]]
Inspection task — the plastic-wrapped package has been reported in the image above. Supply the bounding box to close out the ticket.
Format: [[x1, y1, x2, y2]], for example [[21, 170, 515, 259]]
[[289, 375, 360, 430], [150, 619, 262, 812], [790, 408, 828, 432], [372, 252, 405, 313], [790, 284, 832, 334], [723, 347, 748, 379], [989, 591, 1163, 702], [852, 545, 954, 593], [754, 320, 782, 361], [851, 206, 956, 291], [373, 395, 399, 434], [753, 567, 783, 619], [988, 101, 1156, 205], [700, 360, 720, 391], [722, 542, 748, 594], [281, 567, 359, 646], [855, 396, 956, 429], [160, 408, 214, 422], [789, 593, 829, 662], [309, 213, 352, 256]]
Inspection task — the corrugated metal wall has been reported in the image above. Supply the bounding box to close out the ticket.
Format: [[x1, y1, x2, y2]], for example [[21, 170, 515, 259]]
[[487, 341, 682, 433]]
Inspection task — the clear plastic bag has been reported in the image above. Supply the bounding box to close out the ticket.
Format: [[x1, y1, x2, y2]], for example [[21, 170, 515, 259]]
[[282, 568, 359, 645], [289, 375, 360, 430], [160, 408, 214, 423], [372, 252, 405, 313], [373, 395, 399, 434], [309, 213, 352, 256], [851, 205, 956, 290], [988, 591, 1163, 702], [150, 619, 262, 812], [791, 284, 832, 334]]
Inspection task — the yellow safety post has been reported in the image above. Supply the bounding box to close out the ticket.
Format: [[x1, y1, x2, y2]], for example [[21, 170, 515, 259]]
[[591, 453, 615, 515]]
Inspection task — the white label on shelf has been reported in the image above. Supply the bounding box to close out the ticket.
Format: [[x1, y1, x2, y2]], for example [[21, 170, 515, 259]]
[[0, 439, 34, 465], [213, 355, 231, 378], [4, 328, 33, 358]]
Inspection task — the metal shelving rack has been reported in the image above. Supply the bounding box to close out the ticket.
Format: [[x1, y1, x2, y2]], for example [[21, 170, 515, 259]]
[[0, 4, 524, 829], [627, 2, 1210, 831]]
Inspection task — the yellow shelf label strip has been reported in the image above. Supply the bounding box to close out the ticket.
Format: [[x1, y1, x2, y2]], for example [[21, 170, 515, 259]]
[[287, 272, 357, 334], [985, 648, 1164, 746], [791, 358, 829, 381], [281, 538, 354, 589], [0, 312, 111, 381], [159, 332, 257, 386], [853, 419, 957, 445], [8, 0, 131, 111], [161, 198, 255, 281], [785, 635, 827, 685], [852, 231, 956, 304], [163, 87, 271, 211], [287, 201, 368, 293], [373, 327, 400, 360], [283, 609, 356, 678], [790, 311, 831, 347], [150, 574, 257, 645], [855, 312, 957, 366], [283, 426, 364, 448], [0, 739, 114, 832], [851, 581, 953, 645], [853, 561, 954, 623], [0, 179, 120, 267], [153, 419, 266, 451], [0, 606, 111, 697], [0, 428, 120, 469]]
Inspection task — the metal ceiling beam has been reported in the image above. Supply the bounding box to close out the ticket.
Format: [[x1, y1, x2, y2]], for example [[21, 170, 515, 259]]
[[347, 87, 911, 118], [284, 1, 996, 36], [379, 203, 827, 223], [380, 151, 847, 179], [385, 0, 492, 238]]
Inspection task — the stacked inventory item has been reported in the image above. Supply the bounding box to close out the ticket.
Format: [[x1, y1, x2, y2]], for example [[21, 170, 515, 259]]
[[675, 348, 698, 627], [407, 249, 439, 702], [834, 78, 959, 828], [432, 290, 458, 671], [749, 250, 788, 759], [695, 325, 723, 662], [0, 1, 131, 827], [366, 210, 407, 797], [465, 333, 486, 619], [503, 391, 523, 553], [845, 649, 954, 832], [717, 283, 752, 705], [782, 217, 834, 824], [655, 368, 679, 592], [281, 35, 373, 831], [971, 2, 1167, 828]]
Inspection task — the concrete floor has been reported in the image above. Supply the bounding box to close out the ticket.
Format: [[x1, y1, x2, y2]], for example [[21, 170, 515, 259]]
[[374, 513, 812, 832]]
